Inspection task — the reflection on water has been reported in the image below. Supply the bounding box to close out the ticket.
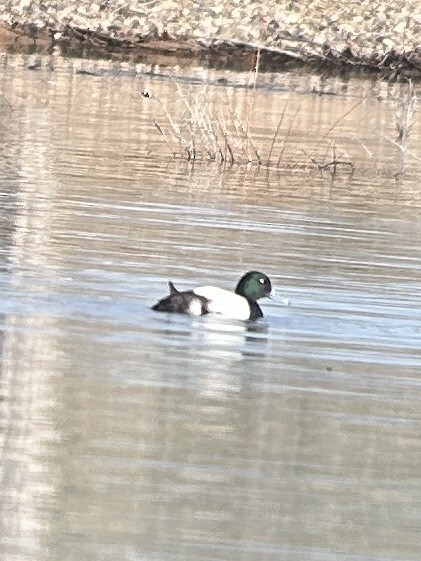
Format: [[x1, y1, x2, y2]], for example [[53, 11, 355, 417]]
[[0, 64, 420, 561]]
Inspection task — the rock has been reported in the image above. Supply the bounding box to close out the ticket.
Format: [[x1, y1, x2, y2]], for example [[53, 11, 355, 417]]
[[393, 21, 407, 34], [383, 38, 396, 49]]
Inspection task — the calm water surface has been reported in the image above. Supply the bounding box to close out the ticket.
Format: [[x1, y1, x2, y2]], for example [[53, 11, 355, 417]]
[[0, 64, 420, 561]]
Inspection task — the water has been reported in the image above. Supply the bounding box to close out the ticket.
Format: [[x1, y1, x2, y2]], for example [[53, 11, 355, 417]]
[[0, 63, 420, 561]]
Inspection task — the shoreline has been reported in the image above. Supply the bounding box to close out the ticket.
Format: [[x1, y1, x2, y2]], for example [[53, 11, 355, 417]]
[[0, 1, 420, 80]]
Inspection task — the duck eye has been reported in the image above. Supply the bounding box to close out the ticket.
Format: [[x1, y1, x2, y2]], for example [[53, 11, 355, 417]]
[[259, 278, 264, 284]]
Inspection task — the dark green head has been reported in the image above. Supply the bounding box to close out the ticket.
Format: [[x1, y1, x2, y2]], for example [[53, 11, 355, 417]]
[[235, 271, 272, 303]]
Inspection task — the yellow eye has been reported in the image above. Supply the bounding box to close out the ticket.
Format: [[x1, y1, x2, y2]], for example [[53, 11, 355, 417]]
[[259, 278, 264, 283]]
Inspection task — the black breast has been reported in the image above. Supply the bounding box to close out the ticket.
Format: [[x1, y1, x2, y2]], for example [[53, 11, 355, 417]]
[[248, 302, 263, 320]]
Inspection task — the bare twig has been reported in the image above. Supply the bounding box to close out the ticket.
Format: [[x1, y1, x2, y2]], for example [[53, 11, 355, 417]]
[[302, 142, 354, 172], [396, 80, 417, 144], [324, 83, 377, 138], [266, 101, 288, 166], [383, 135, 421, 162], [349, 133, 374, 159], [276, 105, 300, 167], [253, 47, 261, 91]]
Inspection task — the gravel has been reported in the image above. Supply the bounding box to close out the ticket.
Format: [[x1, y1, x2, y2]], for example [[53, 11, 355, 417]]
[[0, 0, 420, 75]]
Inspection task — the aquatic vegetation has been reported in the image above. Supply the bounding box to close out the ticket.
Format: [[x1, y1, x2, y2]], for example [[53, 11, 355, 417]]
[[143, 68, 418, 174], [395, 79, 417, 144]]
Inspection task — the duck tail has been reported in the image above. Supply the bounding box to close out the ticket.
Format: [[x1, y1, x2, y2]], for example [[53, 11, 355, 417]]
[[168, 281, 179, 295]]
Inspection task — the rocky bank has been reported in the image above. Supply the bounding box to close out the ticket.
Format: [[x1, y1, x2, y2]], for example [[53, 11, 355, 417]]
[[0, 0, 420, 78]]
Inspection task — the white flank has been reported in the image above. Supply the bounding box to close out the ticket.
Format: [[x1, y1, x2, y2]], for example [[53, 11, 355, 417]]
[[188, 299, 204, 316], [193, 286, 251, 321]]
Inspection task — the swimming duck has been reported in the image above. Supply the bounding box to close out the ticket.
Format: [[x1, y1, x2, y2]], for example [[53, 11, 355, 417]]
[[151, 271, 272, 321]]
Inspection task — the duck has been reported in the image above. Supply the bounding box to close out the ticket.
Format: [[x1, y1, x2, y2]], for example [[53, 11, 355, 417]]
[[151, 271, 272, 321]]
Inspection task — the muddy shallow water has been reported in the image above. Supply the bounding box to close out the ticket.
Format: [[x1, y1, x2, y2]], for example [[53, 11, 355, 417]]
[[0, 64, 420, 561]]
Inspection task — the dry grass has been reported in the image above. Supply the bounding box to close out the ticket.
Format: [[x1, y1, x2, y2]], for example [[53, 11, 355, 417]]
[[395, 80, 417, 144], [143, 84, 270, 166], [383, 79, 419, 163], [142, 73, 418, 172], [141, 51, 297, 169]]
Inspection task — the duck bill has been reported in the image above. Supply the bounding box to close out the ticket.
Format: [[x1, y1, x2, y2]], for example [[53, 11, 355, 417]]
[[268, 287, 291, 306]]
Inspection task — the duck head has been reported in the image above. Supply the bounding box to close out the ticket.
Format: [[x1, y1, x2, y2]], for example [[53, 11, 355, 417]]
[[235, 271, 272, 303]]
